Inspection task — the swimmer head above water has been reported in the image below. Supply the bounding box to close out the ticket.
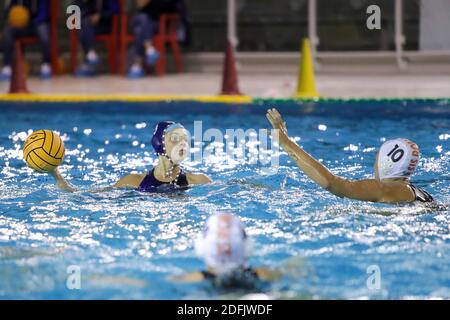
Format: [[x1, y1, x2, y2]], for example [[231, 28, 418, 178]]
[[116, 120, 210, 192], [195, 213, 252, 275], [152, 121, 190, 166], [169, 213, 281, 285], [149, 121, 191, 181], [374, 138, 420, 181], [266, 108, 433, 203], [49, 120, 211, 192]]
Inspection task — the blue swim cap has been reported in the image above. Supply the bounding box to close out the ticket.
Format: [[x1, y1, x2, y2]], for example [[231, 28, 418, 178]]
[[151, 121, 185, 155]]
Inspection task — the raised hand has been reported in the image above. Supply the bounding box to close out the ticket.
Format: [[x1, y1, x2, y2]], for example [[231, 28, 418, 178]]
[[266, 108, 288, 134]]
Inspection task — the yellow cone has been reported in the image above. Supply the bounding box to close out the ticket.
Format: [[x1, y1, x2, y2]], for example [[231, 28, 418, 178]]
[[295, 39, 320, 98]]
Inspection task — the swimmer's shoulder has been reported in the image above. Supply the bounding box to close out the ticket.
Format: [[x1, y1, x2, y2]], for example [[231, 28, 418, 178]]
[[114, 173, 147, 188], [186, 172, 212, 185], [329, 178, 416, 203], [360, 179, 423, 203], [378, 180, 423, 203], [407, 184, 434, 203], [168, 271, 205, 283], [253, 267, 282, 281], [340, 178, 435, 204], [328, 178, 385, 202], [154, 168, 211, 185], [168, 268, 281, 283]]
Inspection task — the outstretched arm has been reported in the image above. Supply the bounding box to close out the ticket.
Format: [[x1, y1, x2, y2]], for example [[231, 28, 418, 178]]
[[50, 168, 77, 192], [49, 169, 210, 192], [266, 108, 337, 190], [50, 169, 145, 193], [266, 108, 396, 202]]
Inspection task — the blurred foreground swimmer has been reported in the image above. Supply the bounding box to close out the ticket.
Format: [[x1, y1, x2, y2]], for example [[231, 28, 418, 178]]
[[170, 213, 281, 289], [50, 121, 211, 192], [266, 108, 433, 203]]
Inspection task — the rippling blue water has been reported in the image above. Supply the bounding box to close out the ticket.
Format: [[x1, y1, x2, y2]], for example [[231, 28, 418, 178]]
[[0, 100, 449, 299]]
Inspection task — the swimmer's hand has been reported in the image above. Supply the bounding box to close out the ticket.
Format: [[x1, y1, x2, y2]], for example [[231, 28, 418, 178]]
[[266, 108, 288, 135], [167, 272, 205, 283], [49, 168, 77, 192], [266, 108, 338, 191]]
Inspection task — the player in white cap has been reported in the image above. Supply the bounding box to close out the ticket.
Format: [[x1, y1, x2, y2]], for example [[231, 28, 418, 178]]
[[170, 213, 281, 287], [266, 108, 433, 203]]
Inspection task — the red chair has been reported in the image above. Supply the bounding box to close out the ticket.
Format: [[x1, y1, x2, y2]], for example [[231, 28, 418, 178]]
[[18, 0, 60, 75], [69, 12, 120, 74], [153, 14, 183, 76], [119, 9, 183, 76]]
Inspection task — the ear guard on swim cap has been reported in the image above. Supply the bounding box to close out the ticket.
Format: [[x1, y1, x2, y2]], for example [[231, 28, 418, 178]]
[[377, 138, 420, 180], [151, 121, 185, 155], [194, 213, 253, 275]]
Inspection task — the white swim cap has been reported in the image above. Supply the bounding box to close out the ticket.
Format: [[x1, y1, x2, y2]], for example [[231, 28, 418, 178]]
[[376, 138, 420, 180], [195, 213, 252, 274]]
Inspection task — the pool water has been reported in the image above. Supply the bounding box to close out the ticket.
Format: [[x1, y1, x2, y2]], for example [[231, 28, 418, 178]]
[[0, 100, 449, 299]]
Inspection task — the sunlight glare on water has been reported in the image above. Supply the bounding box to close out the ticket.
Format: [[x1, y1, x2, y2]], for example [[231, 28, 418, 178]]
[[0, 101, 449, 299]]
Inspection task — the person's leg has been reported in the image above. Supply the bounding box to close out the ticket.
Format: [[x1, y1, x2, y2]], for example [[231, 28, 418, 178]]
[[74, 16, 98, 76], [2, 26, 15, 67], [144, 18, 160, 65], [35, 23, 51, 64], [128, 13, 152, 77], [35, 22, 52, 78], [128, 14, 160, 77], [79, 16, 96, 56], [131, 13, 153, 61], [1, 25, 32, 79]]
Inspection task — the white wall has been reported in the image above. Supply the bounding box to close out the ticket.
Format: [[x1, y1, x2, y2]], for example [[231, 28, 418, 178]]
[[420, 0, 450, 50]]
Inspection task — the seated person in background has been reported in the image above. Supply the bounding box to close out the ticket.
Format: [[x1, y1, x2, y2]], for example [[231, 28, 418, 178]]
[[128, 0, 186, 78], [170, 213, 281, 289], [73, 0, 120, 76], [1, 0, 52, 80]]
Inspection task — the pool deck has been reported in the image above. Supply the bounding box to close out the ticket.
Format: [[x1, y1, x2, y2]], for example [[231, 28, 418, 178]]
[[1, 71, 450, 101], [2, 50, 450, 101]]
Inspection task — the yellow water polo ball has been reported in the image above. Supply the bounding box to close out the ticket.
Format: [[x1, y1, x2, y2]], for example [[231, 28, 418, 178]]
[[8, 5, 30, 29], [23, 130, 65, 172]]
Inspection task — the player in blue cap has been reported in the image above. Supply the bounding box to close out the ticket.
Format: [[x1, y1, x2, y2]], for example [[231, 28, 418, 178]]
[[115, 121, 211, 191], [50, 121, 211, 192]]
